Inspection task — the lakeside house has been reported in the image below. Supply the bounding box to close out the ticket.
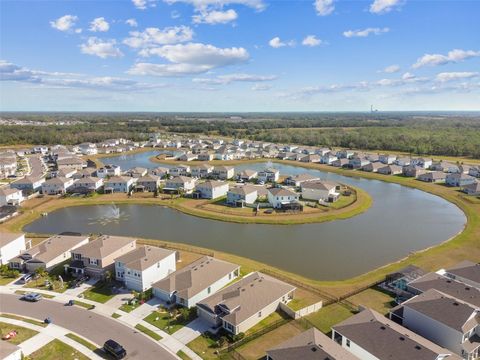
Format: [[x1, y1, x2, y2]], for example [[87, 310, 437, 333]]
[[69, 235, 136, 278], [96, 164, 121, 178], [170, 165, 191, 177], [194, 180, 229, 199], [332, 308, 461, 360], [115, 246, 177, 292], [56, 157, 86, 171], [445, 173, 477, 187], [284, 173, 320, 187], [332, 158, 349, 168], [301, 181, 339, 202], [135, 174, 161, 192], [403, 164, 428, 178], [213, 166, 235, 180], [10, 176, 45, 194], [41, 177, 74, 195], [443, 260, 480, 289], [0, 187, 24, 206], [164, 176, 196, 194], [266, 327, 359, 360], [390, 289, 480, 359], [104, 176, 136, 193], [237, 169, 258, 182], [321, 153, 338, 164], [0, 232, 26, 266], [9, 234, 89, 273], [197, 272, 296, 335], [379, 154, 397, 164], [462, 182, 480, 196], [377, 164, 403, 175], [226, 186, 258, 206], [468, 166, 480, 178], [417, 171, 446, 183], [72, 176, 104, 193], [125, 167, 148, 178], [258, 168, 280, 183], [149, 166, 169, 178], [362, 162, 384, 173], [152, 256, 240, 308], [267, 187, 300, 209], [191, 164, 214, 178]]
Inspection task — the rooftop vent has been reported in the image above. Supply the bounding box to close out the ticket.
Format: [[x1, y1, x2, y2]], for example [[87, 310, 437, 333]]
[[453, 302, 459, 306], [415, 345, 422, 350], [380, 326, 386, 330], [399, 337, 405, 341]]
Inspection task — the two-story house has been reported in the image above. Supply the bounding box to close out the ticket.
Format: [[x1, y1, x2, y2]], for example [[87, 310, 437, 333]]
[[258, 168, 280, 183], [267, 187, 299, 209], [191, 164, 214, 178], [226, 186, 258, 206], [164, 176, 196, 194], [41, 177, 74, 195], [0, 232, 26, 266], [212, 166, 235, 180], [104, 176, 136, 193], [194, 180, 229, 199]]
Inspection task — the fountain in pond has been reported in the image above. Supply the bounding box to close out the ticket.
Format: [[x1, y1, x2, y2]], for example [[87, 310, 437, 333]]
[[89, 203, 128, 226]]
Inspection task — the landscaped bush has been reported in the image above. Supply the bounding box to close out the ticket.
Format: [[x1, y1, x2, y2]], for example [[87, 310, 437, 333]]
[[0, 264, 19, 278]]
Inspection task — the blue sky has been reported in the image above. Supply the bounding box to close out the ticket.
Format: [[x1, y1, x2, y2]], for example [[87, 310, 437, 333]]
[[0, 0, 479, 111]]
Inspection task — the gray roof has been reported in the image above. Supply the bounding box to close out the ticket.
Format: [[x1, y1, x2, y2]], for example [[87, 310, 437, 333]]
[[333, 308, 461, 360], [196, 180, 228, 190], [197, 272, 295, 326], [268, 187, 298, 197], [267, 328, 359, 360], [22, 234, 88, 264], [447, 260, 480, 284], [0, 187, 22, 196], [73, 235, 136, 259], [228, 186, 258, 196], [115, 246, 175, 272], [287, 173, 320, 182], [301, 181, 337, 191], [0, 232, 24, 248], [152, 256, 239, 300]]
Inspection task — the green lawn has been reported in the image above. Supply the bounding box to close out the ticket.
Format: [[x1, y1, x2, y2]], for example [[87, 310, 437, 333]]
[[73, 300, 96, 310], [304, 304, 354, 334], [244, 311, 288, 336], [143, 307, 197, 334], [187, 334, 220, 360], [177, 350, 192, 360], [81, 281, 117, 303], [0, 276, 17, 285], [29, 339, 89, 360], [119, 302, 140, 313], [347, 287, 395, 315], [111, 313, 122, 319], [0, 313, 47, 327], [135, 323, 163, 341], [65, 333, 98, 351], [0, 321, 39, 345]]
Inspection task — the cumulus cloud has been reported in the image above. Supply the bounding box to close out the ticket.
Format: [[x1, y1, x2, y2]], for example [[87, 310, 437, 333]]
[[302, 35, 322, 47], [380, 64, 400, 73], [163, 0, 265, 11], [435, 72, 479, 82], [126, 19, 138, 27], [89, 17, 110, 32], [343, 27, 389, 38], [192, 73, 277, 85], [0, 60, 163, 92], [269, 37, 295, 48], [369, 0, 404, 14], [412, 49, 480, 68], [128, 43, 249, 76], [132, 0, 157, 9], [124, 26, 194, 48], [80, 37, 123, 58], [314, 0, 334, 16], [50, 15, 79, 32], [192, 9, 238, 24]]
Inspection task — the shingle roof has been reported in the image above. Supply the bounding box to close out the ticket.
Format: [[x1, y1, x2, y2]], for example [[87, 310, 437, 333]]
[[268, 187, 298, 197], [23, 234, 88, 264], [447, 260, 480, 284], [0, 232, 24, 248], [115, 246, 175, 272], [74, 235, 136, 259]]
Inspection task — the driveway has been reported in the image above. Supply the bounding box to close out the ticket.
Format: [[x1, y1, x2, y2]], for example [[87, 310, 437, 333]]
[[0, 294, 177, 360]]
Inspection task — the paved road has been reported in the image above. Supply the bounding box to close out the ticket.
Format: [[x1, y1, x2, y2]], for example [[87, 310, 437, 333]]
[[0, 294, 177, 360]]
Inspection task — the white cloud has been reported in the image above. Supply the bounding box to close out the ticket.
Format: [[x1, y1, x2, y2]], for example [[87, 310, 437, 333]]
[[171, 10, 181, 19], [163, 0, 265, 11], [252, 84, 271, 91], [343, 27, 389, 38], [269, 37, 295, 48], [413, 49, 480, 68], [80, 37, 123, 58], [128, 43, 249, 76], [380, 64, 400, 73], [435, 72, 479, 82], [402, 72, 415, 80], [314, 0, 334, 16], [89, 17, 110, 32], [369, 0, 404, 14], [0, 60, 163, 92], [302, 35, 322, 47], [192, 9, 238, 24], [126, 18, 138, 27], [123, 26, 194, 48], [193, 73, 276, 85], [132, 0, 157, 9], [50, 15, 78, 32]]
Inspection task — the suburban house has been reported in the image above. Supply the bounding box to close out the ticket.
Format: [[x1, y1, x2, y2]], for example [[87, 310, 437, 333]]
[[178, 153, 197, 162], [152, 256, 240, 308], [198, 153, 214, 161], [431, 161, 459, 173], [321, 153, 338, 164], [300, 154, 321, 163], [10, 176, 45, 194], [69, 235, 136, 278], [379, 154, 397, 164], [170, 165, 191, 177], [72, 176, 104, 193], [227, 186, 258, 206], [443, 260, 480, 289], [362, 162, 384, 173], [301, 181, 339, 202], [349, 156, 370, 169], [56, 157, 86, 171], [191, 164, 214, 178], [403, 164, 428, 178], [0, 232, 26, 265], [135, 174, 161, 192], [267, 187, 300, 209], [336, 150, 354, 159], [212, 166, 235, 180], [104, 176, 136, 193], [149, 166, 169, 178], [41, 177, 74, 195], [332, 308, 461, 360], [0, 187, 24, 206], [194, 180, 229, 199], [164, 176, 196, 194], [0, 156, 17, 178], [446, 173, 477, 187], [390, 289, 480, 360], [412, 158, 433, 169], [284, 173, 320, 187], [96, 165, 121, 178], [266, 328, 359, 360], [469, 166, 480, 178], [462, 182, 480, 196], [258, 168, 280, 183], [115, 246, 177, 292], [237, 169, 258, 182], [9, 234, 89, 273], [418, 171, 447, 183], [78, 142, 97, 155], [197, 272, 295, 335], [124, 167, 148, 178], [332, 158, 349, 168], [395, 157, 411, 167], [378, 164, 403, 175]]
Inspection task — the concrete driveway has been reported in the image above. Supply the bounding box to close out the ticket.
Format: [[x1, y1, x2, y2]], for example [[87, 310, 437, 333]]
[[0, 294, 177, 360]]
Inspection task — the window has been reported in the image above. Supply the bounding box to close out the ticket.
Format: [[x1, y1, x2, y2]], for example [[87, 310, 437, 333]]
[[258, 311, 262, 317], [229, 273, 232, 280], [207, 287, 211, 294], [346, 339, 350, 347], [89, 258, 98, 265]]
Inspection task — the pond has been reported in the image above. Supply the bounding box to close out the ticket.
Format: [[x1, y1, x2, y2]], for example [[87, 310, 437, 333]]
[[24, 151, 466, 280]]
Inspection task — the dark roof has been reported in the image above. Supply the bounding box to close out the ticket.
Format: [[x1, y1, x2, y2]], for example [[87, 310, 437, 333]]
[[447, 260, 480, 284]]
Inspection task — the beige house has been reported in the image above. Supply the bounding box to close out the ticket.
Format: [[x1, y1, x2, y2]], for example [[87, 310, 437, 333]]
[[56, 157, 86, 171], [69, 235, 136, 278], [213, 166, 235, 180], [9, 234, 89, 272], [197, 272, 295, 335]]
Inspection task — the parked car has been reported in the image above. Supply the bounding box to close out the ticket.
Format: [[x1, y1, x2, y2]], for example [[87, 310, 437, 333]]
[[103, 339, 127, 359], [69, 275, 90, 288], [20, 293, 42, 302], [20, 273, 34, 284]]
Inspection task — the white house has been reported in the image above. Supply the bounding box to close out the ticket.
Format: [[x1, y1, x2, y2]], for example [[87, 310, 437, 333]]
[[194, 180, 229, 199], [191, 164, 214, 178], [56, 157, 86, 171], [72, 176, 104, 193], [379, 154, 397, 164], [226, 186, 258, 206], [267, 187, 300, 208], [78, 143, 98, 155], [41, 177, 74, 195], [170, 165, 191, 177], [0, 232, 26, 265], [284, 173, 320, 187], [301, 181, 339, 202], [11, 176, 45, 194], [213, 166, 235, 180], [152, 256, 240, 308], [96, 165, 121, 178], [104, 176, 135, 193], [115, 246, 177, 292], [237, 169, 258, 182], [164, 176, 196, 193], [258, 168, 280, 183], [321, 153, 338, 164], [0, 187, 24, 206]]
